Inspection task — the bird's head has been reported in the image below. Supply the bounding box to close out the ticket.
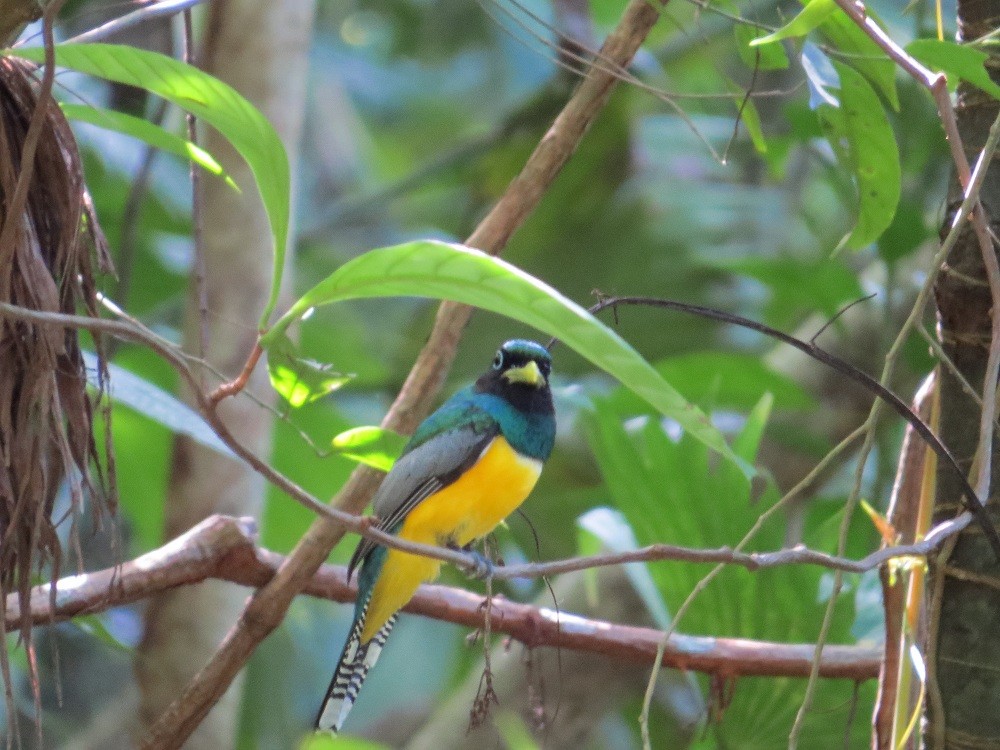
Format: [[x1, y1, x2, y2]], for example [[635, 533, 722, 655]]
[[475, 339, 552, 402]]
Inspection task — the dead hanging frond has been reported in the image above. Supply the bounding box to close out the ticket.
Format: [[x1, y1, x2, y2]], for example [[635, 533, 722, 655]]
[[0, 53, 115, 738]]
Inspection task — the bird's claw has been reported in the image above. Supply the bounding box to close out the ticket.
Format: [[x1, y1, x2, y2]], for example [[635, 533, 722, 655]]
[[463, 549, 495, 580], [447, 541, 499, 580]]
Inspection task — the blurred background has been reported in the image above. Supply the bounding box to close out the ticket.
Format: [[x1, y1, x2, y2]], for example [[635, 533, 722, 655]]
[[4, 0, 958, 746]]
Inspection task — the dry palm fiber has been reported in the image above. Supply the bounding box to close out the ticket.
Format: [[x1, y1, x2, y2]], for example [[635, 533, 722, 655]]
[[0, 55, 115, 735]]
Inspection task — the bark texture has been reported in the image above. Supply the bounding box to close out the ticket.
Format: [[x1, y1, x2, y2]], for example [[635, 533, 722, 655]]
[[930, 1, 1000, 746], [133, 1, 314, 746]]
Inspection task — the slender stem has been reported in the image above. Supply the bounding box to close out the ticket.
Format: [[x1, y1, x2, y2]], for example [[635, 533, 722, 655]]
[[63, 0, 211, 45], [582, 295, 1000, 558], [181, 8, 210, 369]]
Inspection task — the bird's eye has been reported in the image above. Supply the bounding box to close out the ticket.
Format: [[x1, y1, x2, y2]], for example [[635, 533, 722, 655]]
[[493, 352, 504, 369]]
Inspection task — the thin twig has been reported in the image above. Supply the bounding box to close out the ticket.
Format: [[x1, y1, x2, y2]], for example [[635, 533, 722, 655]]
[[206, 341, 262, 405], [578, 295, 1000, 558], [791, 420, 879, 747], [918, 326, 995, 423], [181, 7, 210, 368], [63, 0, 211, 45]]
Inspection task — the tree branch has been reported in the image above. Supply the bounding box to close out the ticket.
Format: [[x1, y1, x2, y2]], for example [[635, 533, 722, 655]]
[[8, 515, 882, 682]]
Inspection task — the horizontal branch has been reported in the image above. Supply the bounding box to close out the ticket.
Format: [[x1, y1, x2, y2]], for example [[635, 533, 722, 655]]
[[501, 511, 972, 578], [11, 515, 882, 680]]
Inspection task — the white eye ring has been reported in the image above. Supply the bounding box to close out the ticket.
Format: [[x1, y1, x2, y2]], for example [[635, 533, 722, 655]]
[[493, 352, 503, 369]]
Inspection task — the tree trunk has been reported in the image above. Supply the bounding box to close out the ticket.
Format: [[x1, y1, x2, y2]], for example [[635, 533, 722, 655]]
[[929, 2, 1000, 746], [134, 1, 314, 746]]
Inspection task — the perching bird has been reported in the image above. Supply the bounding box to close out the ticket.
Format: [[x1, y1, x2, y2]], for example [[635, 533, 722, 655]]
[[315, 339, 556, 733]]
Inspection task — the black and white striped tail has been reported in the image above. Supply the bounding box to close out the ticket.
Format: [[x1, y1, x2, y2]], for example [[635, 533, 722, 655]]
[[315, 600, 398, 733]]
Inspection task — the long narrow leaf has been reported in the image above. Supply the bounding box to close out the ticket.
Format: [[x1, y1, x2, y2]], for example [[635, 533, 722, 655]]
[[60, 103, 236, 187], [10, 43, 289, 326], [262, 240, 749, 475]]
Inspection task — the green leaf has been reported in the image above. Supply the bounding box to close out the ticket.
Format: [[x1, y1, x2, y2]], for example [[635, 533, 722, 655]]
[[60, 103, 237, 189], [750, 0, 836, 47], [298, 733, 388, 749], [827, 62, 901, 251], [495, 713, 541, 750], [263, 241, 749, 475], [73, 614, 133, 653], [82, 351, 234, 458], [737, 95, 767, 154], [10, 43, 290, 327], [267, 332, 351, 408], [583, 396, 870, 747], [330, 426, 407, 471], [733, 24, 789, 70], [907, 39, 1000, 101], [816, 3, 899, 110], [577, 507, 672, 629]]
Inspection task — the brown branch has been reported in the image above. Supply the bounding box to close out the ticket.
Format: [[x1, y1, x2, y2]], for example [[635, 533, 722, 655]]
[[6, 515, 882, 682], [206, 340, 262, 405], [141, 1, 675, 745], [874, 376, 933, 750], [875, 567, 905, 750]]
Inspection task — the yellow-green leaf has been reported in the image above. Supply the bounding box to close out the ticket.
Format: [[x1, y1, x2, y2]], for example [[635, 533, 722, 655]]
[[60, 103, 236, 189], [750, 0, 835, 47], [267, 332, 351, 408], [331, 426, 407, 472]]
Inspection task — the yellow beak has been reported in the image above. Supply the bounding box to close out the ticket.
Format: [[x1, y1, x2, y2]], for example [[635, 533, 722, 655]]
[[503, 360, 545, 386]]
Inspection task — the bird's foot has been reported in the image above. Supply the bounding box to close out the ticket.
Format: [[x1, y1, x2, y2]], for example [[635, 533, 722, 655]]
[[449, 542, 497, 580]]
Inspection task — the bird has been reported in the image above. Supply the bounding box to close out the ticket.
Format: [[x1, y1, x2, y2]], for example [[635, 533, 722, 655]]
[[315, 339, 556, 734]]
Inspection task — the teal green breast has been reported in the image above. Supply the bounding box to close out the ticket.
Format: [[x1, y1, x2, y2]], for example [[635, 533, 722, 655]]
[[407, 389, 554, 461]]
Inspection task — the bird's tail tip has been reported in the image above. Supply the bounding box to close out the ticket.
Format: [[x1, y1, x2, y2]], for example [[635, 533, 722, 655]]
[[315, 613, 398, 734]]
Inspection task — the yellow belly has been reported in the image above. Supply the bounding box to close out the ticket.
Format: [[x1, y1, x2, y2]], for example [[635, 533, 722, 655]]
[[361, 436, 542, 642]]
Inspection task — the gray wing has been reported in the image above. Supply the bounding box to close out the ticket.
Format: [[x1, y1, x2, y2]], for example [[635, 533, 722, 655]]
[[347, 423, 498, 578]]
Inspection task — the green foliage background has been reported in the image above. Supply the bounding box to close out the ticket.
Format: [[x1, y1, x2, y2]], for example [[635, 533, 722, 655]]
[[5, 0, 974, 746]]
